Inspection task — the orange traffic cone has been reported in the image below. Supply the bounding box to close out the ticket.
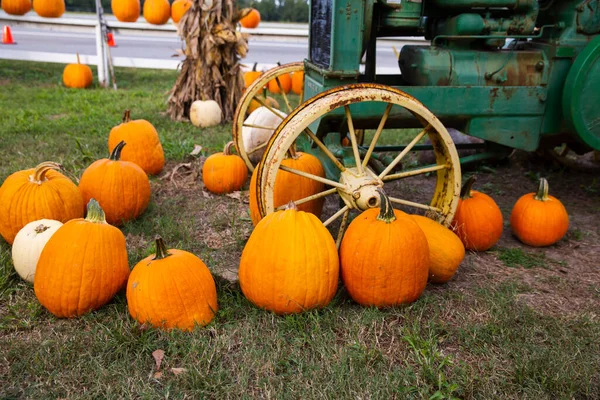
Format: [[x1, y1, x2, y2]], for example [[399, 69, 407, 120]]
[[107, 32, 116, 47], [2, 26, 15, 45]]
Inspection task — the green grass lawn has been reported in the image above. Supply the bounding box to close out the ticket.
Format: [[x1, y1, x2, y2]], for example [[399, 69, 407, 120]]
[[1, 60, 599, 399]]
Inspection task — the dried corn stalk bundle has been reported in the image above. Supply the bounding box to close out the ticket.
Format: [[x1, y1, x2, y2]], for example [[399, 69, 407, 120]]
[[167, 0, 251, 122]]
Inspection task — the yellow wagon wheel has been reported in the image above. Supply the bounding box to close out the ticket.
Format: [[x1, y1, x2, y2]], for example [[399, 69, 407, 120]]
[[255, 83, 461, 246], [232, 62, 305, 172]]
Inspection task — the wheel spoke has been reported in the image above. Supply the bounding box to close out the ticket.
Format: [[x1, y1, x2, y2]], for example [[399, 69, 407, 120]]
[[362, 103, 393, 168], [388, 196, 442, 213], [254, 95, 283, 118], [279, 165, 346, 189], [323, 205, 350, 227], [378, 125, 430, 179], [303, 128, 346, 172], [275, 76, 294, 113], [382, 164, 449, 182], [335, 209, 350, 249], [274, 188, 337, 210], [344, 105, 363, 175], [247, 141, 269, 155]]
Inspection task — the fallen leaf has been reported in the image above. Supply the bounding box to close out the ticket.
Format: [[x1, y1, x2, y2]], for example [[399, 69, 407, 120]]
[[202, 190, 213, 198], [190, 145, 203, 156], [152, 349, 165, 371], [225, 191, 241, 200], [171, 367, 187, 375], [153, 371, 163, 379]]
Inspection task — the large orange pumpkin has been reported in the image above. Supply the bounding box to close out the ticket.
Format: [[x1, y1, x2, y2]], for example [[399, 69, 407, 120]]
[[0, 162, 83, 245], [63, 53, 93, 89], [411, 215, 465, 284], [143, 0, 171, 25], [340, 190, 430, 307], [32, 0, 64, 17], [108, 110, 165, 175], [170, 0, 191, 23], [249, 150, 325, 226], [451, 176, 503, 251], [202, 141, 248, 194], [34, 199, 130, 318], [239, 202, 339, 314], [291, 71, 304, 95], [267, 66, 292, 94], [79, 141, 151, 226], [127, 237, 218, 330], [510, 178, 569, 247], [2, 0, 31, 15], [244, 63, 262, 88], [239, 8, 260, 29], [111, 0, 140, 22]]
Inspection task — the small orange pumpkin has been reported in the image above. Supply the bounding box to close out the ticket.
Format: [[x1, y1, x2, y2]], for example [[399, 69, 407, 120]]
[[79, 141, 151, 226], [143, 0, 170, 25], [291, 71, 304, 95], [267, 65, 292, 94], [2, 0, 31, 15], [244, 63, 262, 88], [451, 176, 503, 251], [248, 95, 279, 114], [0, 162, 83, 245], [127, 236, 218, 330], [202, 141, 249, 194], [111, 0, 140, 22], [249, 149, 325, 226], [240, 8, 260, 29], [411, 215, 465, 284], [32, 0, 64, 17], [340, 190, 430, 307], [108, 110, 165, 176], [34, 199, 130, 318], [239, 202, 339, 314], [62, 53, 93, 89], [510, 178, 569, 247], [170, 0, 191, 23]]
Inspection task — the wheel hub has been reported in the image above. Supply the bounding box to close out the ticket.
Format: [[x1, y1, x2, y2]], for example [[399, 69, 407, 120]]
[[338, 167, 383, 211]]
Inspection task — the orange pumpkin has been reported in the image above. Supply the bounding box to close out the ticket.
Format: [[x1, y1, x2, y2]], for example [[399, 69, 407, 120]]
[[170, 0, 191, 23], [34, 199, 130, 318], [340, 190, 430, 307], [2, 0, 31, 15], [248, 95, 279, 114], [143, 0, 170, 25], [267, 67, 292, 94], [510, 178, 569, 247], [291, 71, 304, 95], [32, 0, 64, 17], [127, 236, 218, 330], [79, 141, 151, 226], [0, 162, 83, 245], [244, 63, 262, 88], [249, 150, 325, 226], [202, 141, 249, 194], [239, 202, 339, 314], [108, 110, 165, 176], [451, 176, 503, 251], [62, 53, 93, 89], [411, 215, 465, 284], [111, 0, 140, 22], [240, 8, 260, 29]]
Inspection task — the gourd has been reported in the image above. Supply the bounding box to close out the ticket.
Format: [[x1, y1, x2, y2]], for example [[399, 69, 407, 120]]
[[239, 8, 260, 29], [78, 141, 151, 226], [239, 202, 339, 314], [0, 162, 83, 244], [340, 190, 430, 307], [202, 141, 249, 194], [111, 0, 140, 22], [242, 106, 286, 163], [12, 219, 63, 283], [108, 110, 165, 175], [143, 0, 171, 25], [171, 0, 191, 23], [34, 200, 130, 318], [33, 0, 64, 17], [291, 71, 304, 95], [411, 215, 464, 284], [127, 236, 218, 330], [189, 100, 223, 128], [63, 53, 93, 89], [510, 178, 569, 247], [2, 0, 31, 16], [451, 176, 503, 251], [249, 148, 325, 226]]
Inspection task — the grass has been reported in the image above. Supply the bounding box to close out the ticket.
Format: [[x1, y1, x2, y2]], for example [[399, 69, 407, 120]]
[[497, 248, 548, 269], [1, 60, 600, 399]]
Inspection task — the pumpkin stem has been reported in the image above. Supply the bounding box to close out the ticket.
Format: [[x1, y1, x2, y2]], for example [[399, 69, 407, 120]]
[[252, 62, 258, 72], [223, 141, 236, 156], [122, 110, 131, 123], [534, 178, 550, 201], [110, 141, 127, 161], [460, 175, 476, 199], [85, 199, 107, 224], [29, 162, 63, 184], [376, 188, 396, 224], [76, 53, 81, 64], [35, 224, 50, 234], [153, 236, 171, 260], [285, 201, 298, 211]]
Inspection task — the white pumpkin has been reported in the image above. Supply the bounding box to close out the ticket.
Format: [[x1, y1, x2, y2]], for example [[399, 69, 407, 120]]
[[190, 100, 223, 128], [242, 106, 287, 163], [12, 219, 63, 283]]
